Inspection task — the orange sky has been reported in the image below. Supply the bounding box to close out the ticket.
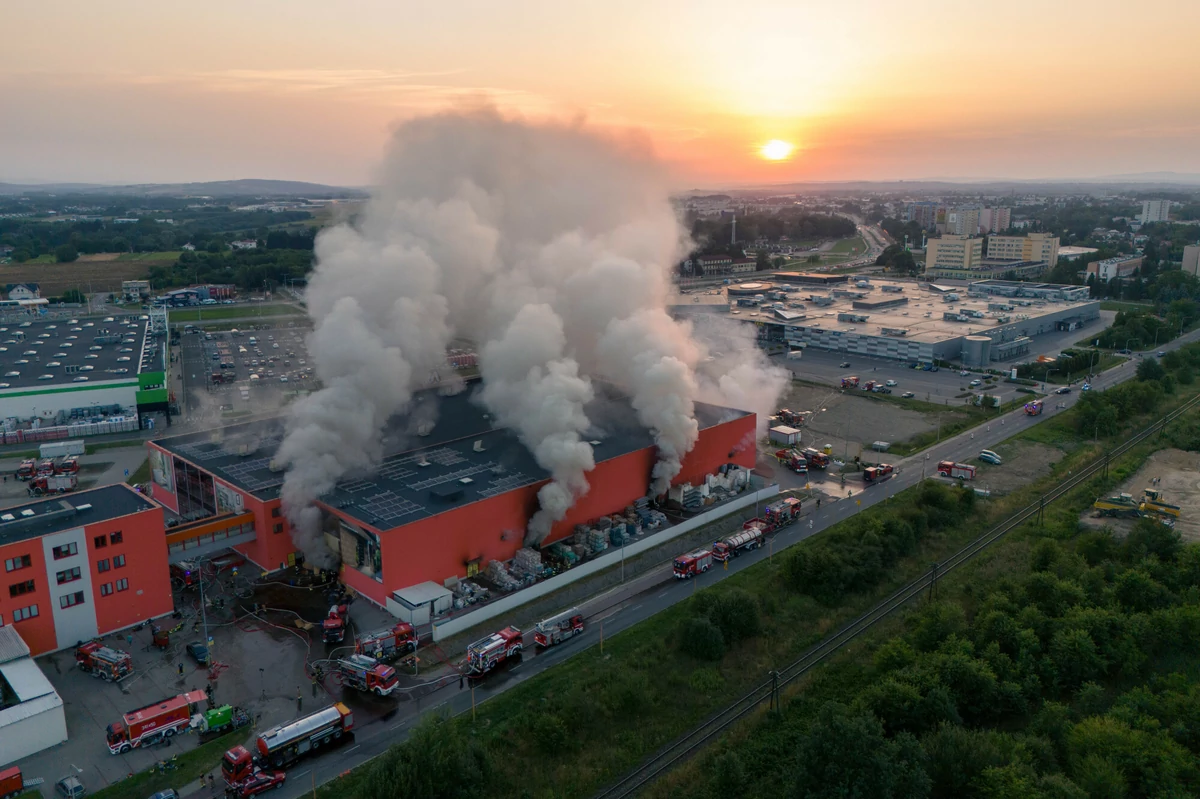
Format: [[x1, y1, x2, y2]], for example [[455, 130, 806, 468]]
[[3, 0, 1199, 187]]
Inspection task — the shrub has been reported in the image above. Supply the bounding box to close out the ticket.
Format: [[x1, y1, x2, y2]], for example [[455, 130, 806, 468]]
[[678, 616, 725, 661]]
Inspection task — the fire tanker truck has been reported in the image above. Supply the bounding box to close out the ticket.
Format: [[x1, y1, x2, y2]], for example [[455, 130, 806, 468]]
[[354, 622, 417, 663], [533, 608, 584, 647], [673, 549, 713, 579], [76, 642, 133, 681], [336, 655, 399, 696], [107, 690, 207, 753], [711, 526, 764, 562], [465, 627, 524, 676], [222, 703, 354, 778]]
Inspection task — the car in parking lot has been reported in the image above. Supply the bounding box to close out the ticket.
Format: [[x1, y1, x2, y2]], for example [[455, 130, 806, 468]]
[[186, 641, 210, 666], [839, 361, 851, 368], [149, 790, 180, 799], [969, 379, 982, 388], [901, 391, 915, 398], [885, 379, 897, 387], [1055, 386, 1072, 394], [959, 370, 970, 376], [55, 776, 86, 798], [979, 450, 1002, 465]]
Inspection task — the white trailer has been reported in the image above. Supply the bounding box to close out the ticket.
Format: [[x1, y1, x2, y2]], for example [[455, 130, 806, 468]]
[[39, 440, 85, 458]]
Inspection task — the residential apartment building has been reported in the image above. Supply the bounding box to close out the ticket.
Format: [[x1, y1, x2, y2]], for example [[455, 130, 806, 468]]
[[905, 202, 942, 230], [986, 232, 1060, 266], [694, 253, 733, 276], [924, 235, 983, 275], [730, 258, 757, 274], [1087, 255, 1144, 281], [1140, 200, 1173, 224], [0, 485, 173, 655], [943, 208, 980, 236], [978, 207, 1012, 233], [1182, 244, 1200, 277]]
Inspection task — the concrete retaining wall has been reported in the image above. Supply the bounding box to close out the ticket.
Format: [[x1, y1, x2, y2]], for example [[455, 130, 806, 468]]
[[430, 484, 781, 642]]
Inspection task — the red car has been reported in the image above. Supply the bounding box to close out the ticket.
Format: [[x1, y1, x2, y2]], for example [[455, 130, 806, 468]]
[[232, 771, 286, 797]]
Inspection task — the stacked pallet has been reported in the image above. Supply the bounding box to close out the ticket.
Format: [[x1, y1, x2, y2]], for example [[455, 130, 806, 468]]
[[511, 547, 543, 578], [485, 559, 522, 592], [587, 528, 610, 554]]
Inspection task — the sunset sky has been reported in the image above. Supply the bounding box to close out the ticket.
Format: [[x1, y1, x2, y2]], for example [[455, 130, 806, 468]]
[[4, 0, 1199, 187]]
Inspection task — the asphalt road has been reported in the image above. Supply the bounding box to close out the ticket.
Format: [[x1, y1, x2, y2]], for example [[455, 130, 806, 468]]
[[198, 327, 1200, 799]]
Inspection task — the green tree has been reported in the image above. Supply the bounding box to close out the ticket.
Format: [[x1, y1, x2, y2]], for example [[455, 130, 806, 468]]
[[60, 288, 85, 304], [54, 244, 78, 263], [1136, 357, 1166, 382], [678, 615, 725, 661], [360, 715, 498, 799]]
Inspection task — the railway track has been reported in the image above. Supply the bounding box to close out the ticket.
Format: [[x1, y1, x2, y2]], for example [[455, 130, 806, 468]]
[[593, 392, 1200, 799]]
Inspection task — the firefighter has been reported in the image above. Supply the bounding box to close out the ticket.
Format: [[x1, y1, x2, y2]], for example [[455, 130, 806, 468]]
[[296, 687, 302, 713]]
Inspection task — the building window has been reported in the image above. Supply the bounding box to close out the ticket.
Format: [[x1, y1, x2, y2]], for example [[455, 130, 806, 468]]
[[56, 567, 82, 585], [113, 554, 126, 568], [110, 531, 123, 545], [52, 542, 78, 560], [93, 535, 108, 549], [273, 523, 283, 534], [97, 559, 110, 573], [60, 591, 85, 609], [12, 605, 38, 622], [100, 582, 113, 596], [9, 579, 35, 598], [5, 554, 32, 572], [115, 578, 129, 592], [271, 507, 281, 518]]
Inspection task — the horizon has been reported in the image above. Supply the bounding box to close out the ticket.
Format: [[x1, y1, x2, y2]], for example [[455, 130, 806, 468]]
[[3, 1, 1199, 187]]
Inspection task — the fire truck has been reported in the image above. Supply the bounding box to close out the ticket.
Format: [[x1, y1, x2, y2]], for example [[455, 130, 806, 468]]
[[228, 771, 286, 798], [533, 608, 584, 647], [937, 461, 976, 480], [763, 497, 802, 529], [15, 459, 35, 480], [27, 474, 77, 496], [1024, 400, 1044, 416], [673, 549, 713, 579], [803, 448, 831, 469], [465, 627, 524, 676], [336, 655, 399, 696], [36, 459, 56, 477], [56, 456, 80, 475], [840, 376, 859, 389], [863, 464, 895, 483], [222, 703, 354, 777], [775, 408, 805, 426], [107, 690, 207, 753], [354, 622, 417, 663], [321, 602, 349, 644], [76, 642, 133, 681], [775, 449, 808, 474], [711, 526, 764, 562]]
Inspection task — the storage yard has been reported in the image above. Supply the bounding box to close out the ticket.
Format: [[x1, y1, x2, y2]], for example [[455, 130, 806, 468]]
[[1082, 448, 1200, 539]]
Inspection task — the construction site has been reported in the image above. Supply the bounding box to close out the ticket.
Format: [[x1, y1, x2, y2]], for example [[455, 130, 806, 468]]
[[1085, 448, 1199, 539]]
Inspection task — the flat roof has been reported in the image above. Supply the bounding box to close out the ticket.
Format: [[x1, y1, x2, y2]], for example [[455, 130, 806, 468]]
[[0, 315, 153, 391], [154, 381, 751, 531], [0, 484, 157, 549], [670, 279, 1098, 345]]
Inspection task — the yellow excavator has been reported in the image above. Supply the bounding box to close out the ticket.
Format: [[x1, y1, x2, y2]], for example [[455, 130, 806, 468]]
[[1093, 493, 1142, 518], [1142, 488, 1181, 519]]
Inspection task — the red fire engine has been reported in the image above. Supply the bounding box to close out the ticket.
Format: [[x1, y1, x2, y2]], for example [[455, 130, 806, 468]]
[[803, 448, 831, 469], [466, 627, 523, 676], [863, 464, 895, 483], [15, 459, 35, 480], [841, 376, 859, 388], [27, 474, 77, 496], [937, 461, 976, 480], [322, 602, 349, 644], [336, 655, 399, 696], [222, 703, 354, 779], [354, 622, 417, 663], [56, 456, 80, 475], [76, 642, 133, 681], [107, 690, 207, 753], [673, 549, 713, 579], [712, 526, 764, 562], [36, 459, 55, 477], [533, 608, 584, 647], [763, 497, 802, 529]]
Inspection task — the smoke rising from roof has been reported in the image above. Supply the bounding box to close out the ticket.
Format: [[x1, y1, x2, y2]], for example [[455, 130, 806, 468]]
[[279, 108, 785, 561]]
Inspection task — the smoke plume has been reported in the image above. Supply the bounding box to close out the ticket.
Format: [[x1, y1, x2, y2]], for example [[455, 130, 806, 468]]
[[279, 107, 786, 561]]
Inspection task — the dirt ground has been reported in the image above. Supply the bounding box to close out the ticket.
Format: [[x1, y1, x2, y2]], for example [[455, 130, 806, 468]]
[[764, 382, 966, 464], [967, 440, 1062, 495], [0, 261, 152, 295], [1080, 448, 1200, 540]]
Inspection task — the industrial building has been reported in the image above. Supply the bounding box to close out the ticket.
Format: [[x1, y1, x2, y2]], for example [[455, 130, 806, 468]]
[[670, 278, 1099, 367], [0, 316, 168, 439], [0, 626, 67, 766], [147, 381, 756, 609], [0, 485, 173, 656]]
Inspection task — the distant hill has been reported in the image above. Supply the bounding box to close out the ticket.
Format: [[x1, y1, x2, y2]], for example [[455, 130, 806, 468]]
[[682, 173, 1200, 196], [0, 178, 366, 198]]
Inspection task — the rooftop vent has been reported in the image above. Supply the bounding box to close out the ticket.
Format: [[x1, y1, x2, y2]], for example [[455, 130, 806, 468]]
[[417, 455, 431, 467], [472, 440, 485, 453], [459, 477, 474, 485]]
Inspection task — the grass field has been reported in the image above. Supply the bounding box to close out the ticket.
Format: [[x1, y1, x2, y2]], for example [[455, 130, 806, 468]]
[[117, 251, 182, 262], [1100, 300, 1155, 313], [168, 304, 302, 322], [88, 730, 249, 799], [0, 261, 152, 295], [828, 235, 866, 255]]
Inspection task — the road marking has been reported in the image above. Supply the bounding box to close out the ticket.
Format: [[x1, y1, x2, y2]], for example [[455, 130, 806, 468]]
[[656, 590, 670, 598], [345, 745, 360, 755], [292, 770, 311, 780], [629, 604, 642, 613]]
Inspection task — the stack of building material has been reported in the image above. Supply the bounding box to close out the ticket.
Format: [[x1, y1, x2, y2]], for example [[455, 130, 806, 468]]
[[511, 547, 543, 578], [609, 522, 629, 547], [572, 525, 591, 546], [587, 528, 610, 554], [594, 516, 612, 532], [485, 559, 521, 592]]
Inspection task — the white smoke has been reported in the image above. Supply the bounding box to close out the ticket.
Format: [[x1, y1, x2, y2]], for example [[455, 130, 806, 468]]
[[279, 108, 786, 562]]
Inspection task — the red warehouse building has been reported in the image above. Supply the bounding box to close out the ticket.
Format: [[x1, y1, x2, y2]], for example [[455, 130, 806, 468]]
[[0, 484, 173, 656], [146, 381, 756, 608]]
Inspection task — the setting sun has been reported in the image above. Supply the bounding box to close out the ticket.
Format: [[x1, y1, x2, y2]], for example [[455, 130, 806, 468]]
[[760, 139, 794, 161]]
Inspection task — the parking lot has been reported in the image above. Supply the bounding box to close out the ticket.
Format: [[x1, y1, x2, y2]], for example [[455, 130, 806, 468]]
[[176, 324, 315, 424]]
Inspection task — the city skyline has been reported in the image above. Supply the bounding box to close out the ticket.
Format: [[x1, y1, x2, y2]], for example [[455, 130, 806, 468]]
[[3, 0, 1199, 187]]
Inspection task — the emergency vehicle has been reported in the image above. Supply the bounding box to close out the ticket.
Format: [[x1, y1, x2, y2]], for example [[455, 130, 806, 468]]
[[711, 526, 764, 562], [354, 622, 417, 663], [76, 642, 133, 681], [222, 703, 354, 777], [533, 608, 584, 647], [107, 690, 207, 753], [465, 627, 524, 676], [336, 655, 399, 696], [937, 461, 976, 480], [673, 549, 713, 579]]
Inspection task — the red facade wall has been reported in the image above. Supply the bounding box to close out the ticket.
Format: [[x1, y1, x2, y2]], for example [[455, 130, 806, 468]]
[[0, 536, 56, 654], [88, 506, 174, 636], [370, 414, 757, 598], [232, 494, 297, 574]]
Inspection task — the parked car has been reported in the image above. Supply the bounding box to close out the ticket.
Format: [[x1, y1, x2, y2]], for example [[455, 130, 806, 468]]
[[969, 379, 982, 388], [885, 379, 897, 387], [839, 362, 851, 368], [55, 777, 86, 798], [979, 450, 1003, 465], [149, 791, 180, 799], [186, 641, 210, 666], [960, 370, 970, 376]]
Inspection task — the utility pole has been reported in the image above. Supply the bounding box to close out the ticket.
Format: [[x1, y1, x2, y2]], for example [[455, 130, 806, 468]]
[[929, 562, 939, 601]]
